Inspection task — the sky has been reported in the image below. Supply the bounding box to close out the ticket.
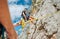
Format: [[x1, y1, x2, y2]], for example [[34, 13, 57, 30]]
[[8, 0, 32, 35], [8, 0, 32, 5]]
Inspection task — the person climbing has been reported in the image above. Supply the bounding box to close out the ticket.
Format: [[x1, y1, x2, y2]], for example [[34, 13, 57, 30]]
[[0, 0, 17, 39], [14, 8, 38, 29], [14, 8, 30, 29]]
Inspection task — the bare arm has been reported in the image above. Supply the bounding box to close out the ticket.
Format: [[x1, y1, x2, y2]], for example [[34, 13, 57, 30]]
[[13, 21, 22, 27], [0, 0, 17, 39]]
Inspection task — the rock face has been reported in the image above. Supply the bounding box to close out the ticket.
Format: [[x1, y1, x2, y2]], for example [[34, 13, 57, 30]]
[[18, 0, 60, 39]]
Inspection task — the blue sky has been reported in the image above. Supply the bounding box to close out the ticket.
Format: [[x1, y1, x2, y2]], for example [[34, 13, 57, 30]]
[[8, 0, 32, 5], [8, 0, 32, 35], [16, 0, 32, 5]]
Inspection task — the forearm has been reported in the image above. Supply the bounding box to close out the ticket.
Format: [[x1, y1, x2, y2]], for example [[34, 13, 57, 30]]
[[0, 0, 17, 39]]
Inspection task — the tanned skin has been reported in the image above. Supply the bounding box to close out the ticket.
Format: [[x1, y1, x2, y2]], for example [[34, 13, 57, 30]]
[[0, 0, 17, 39]]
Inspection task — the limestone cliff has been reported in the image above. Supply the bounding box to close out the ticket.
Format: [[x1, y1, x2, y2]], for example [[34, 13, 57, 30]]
[[18, 0, 60, 39]]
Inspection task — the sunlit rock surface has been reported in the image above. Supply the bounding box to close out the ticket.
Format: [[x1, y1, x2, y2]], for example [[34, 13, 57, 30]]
[[18, 0, 60, 39]]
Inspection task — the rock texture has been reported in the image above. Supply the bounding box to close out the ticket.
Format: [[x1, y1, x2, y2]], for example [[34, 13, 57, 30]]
[[18, 0, 60, 39]]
